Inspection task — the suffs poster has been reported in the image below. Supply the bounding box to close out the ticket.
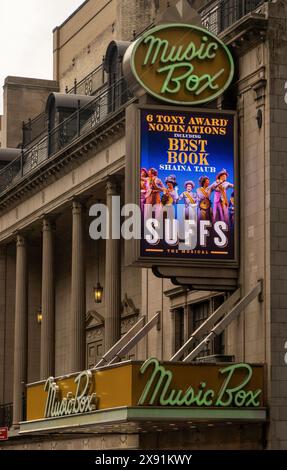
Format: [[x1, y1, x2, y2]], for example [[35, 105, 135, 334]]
[[140, 108, 235, 260]]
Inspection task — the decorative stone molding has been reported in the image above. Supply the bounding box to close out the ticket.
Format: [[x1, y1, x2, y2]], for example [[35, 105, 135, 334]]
[[252, 78, 267, 107], [16, 233, 26, 247], [105, 176, 122, 197], [121, 316, 138, 334], [221, 15, 268, 56], [86, 310, 105, 329], [164, 286, 188, 299], [121, 293, 139, 318], [86, 328, 104, 340]]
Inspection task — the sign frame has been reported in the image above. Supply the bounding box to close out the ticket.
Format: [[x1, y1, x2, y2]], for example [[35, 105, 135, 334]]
[[24, 359, 266, 424], [125, 102, 239, 274], [124, 23, 235, 106]]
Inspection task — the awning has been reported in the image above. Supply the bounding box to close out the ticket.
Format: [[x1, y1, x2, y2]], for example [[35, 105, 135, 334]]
[[19, 406, 266, 435], [104, 40, 131, 72], [0, 148, 22, 163], [45, 92, 95, 114]]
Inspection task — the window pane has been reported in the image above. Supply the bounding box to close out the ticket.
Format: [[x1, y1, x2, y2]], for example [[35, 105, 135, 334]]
[[174, 307, 185, 353]]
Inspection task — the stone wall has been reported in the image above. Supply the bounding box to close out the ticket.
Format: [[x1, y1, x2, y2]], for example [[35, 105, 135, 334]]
[[53, 0, 117, 90], [2, 76, 58, 148], [226, 39, 267, 364], [52, 0, 179, 93], [267, 0, 287, 450]]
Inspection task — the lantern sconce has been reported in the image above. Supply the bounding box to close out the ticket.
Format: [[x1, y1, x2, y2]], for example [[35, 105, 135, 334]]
[[94, 236, 103, 304], [36, 307, 42, 325], [94, 282, 104, 304]]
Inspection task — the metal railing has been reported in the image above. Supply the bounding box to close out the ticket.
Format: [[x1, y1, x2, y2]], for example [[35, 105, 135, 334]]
[[0, 403, 13, 429], [200, 0, 266, 35], [65, 63, 106, 96], [22, 64, 107, 148], [0, 77, 132, 195], [22, 113, 48, 148]]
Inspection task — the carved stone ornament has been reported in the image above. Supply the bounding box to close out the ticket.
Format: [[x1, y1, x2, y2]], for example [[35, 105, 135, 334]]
[[121, 293, 139, 318], [85, 310, 105, 328]]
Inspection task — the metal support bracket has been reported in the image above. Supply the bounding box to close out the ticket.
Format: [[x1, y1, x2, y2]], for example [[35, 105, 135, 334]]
[[95, 311, 161, 368], [182, 281, 263, 363]]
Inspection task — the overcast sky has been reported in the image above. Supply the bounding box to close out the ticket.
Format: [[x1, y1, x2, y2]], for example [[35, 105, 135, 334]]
[[0, 0, 85, 113]]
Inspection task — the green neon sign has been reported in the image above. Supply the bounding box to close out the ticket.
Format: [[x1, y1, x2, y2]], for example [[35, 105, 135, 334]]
[[138, 358, 262, 408], [130, 23, 234, 106]]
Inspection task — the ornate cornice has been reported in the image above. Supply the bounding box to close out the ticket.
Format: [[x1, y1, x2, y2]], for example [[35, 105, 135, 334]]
[[121, 293, 139, 318], [220, 14, 268, 56]]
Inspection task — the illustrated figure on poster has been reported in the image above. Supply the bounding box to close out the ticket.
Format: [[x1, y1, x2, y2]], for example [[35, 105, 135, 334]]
[[213, 169, 234, 224], [196, 176, 214, 221], [140, 168, 149, 212], [145, 168, 165, 205], [179, 181, 197, 218], [229, 191, 235, 229], [161, 175, 179, 207], [144, 168, 165, 219]]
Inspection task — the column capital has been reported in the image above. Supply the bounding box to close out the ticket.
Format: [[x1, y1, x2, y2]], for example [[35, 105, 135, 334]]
[[72, 199, 84, 214], [16, 233, 26, 247], [105, 176, 121, 196], [42, 217, 56, 232]]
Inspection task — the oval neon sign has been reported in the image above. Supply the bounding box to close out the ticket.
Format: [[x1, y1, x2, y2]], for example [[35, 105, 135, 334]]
[[129, 23, 234, 106]]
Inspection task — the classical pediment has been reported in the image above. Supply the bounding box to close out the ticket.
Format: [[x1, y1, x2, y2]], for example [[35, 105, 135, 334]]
[[86, 310, 105, 328], [121, 293, 139, 318]]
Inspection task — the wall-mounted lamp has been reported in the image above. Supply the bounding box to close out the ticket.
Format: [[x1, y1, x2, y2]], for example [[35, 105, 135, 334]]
[[94, 282, 104, 304], [94, 236, 103, 304], [36, 307, 42, 325]]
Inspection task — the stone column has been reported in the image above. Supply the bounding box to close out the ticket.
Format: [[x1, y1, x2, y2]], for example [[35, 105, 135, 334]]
[[13, 234, 28, 426], [0, 247, 6, 404], [69, 200, 86, 372], [40, 218, 55, 379], [105, 178, 121, 352]]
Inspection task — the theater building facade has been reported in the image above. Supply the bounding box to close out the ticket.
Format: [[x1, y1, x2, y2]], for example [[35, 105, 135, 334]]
[[0, 0, 287, 450]]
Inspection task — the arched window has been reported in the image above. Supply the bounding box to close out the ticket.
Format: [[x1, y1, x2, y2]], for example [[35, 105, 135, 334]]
[[104, 41, 131, 113], [45, 93, 95, 155]]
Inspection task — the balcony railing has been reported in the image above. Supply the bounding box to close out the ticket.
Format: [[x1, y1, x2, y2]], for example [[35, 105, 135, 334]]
[[22, 64, 107, 148], [0, 77, 132, 196], [200, 0, 266, 35], [22, 112, 48, 148], [65, 62, 106, 96]]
